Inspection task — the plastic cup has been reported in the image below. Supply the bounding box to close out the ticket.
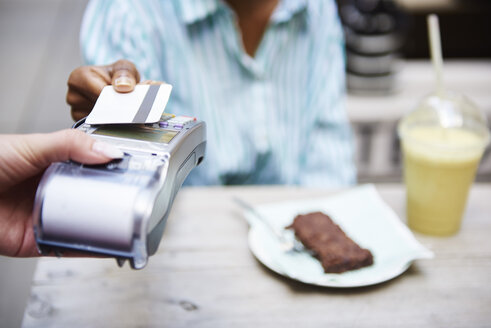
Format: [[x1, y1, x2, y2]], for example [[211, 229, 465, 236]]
[[398, 91, 489, 236]]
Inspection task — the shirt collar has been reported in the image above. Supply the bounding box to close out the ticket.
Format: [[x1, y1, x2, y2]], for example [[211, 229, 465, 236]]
[[177, 0, 308, 25], [177, 0, 223, 24], [271, 0, 308, 24]]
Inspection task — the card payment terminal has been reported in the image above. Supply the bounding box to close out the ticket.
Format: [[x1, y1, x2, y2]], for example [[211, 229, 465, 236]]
[[32, 114, 206, 269]]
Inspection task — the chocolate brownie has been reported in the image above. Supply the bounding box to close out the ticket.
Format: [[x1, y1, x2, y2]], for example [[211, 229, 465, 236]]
[[287, 211, 373, 273]]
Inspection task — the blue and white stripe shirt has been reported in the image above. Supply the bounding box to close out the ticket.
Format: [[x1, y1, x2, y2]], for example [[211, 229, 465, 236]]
[[81, 0, 356, 186]]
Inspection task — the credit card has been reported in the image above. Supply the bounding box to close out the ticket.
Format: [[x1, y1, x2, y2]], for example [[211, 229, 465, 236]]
[[86, 84, 172, 125]]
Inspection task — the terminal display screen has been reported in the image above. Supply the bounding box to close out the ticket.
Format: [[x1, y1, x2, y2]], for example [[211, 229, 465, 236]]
[[93, 125, 178, 144]]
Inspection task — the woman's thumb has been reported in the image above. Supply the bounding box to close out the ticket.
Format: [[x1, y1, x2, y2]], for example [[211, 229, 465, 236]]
[[110, 59, 140, 93]]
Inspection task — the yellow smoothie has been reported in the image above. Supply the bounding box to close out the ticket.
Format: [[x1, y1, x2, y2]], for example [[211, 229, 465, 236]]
[[401, 126, 486, 235]]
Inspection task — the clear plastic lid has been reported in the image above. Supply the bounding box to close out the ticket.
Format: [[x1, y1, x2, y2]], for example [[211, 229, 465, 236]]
[[398, 90, 490, 152]]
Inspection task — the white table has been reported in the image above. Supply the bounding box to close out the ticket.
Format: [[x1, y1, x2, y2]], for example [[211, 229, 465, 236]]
[[22, 184, 491, 327]]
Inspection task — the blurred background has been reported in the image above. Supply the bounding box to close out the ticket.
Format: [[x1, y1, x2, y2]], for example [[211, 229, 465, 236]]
[[0, 0, 490, 327], [336, 0, 491, 183]]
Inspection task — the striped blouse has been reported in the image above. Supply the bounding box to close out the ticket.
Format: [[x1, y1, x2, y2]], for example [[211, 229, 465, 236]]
[[80, 0, 356, 186]]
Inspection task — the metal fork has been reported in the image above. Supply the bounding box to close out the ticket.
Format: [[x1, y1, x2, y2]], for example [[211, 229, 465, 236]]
[[233, 197, 307, 253]]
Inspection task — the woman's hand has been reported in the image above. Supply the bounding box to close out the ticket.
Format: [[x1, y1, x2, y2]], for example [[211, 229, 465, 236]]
[[66, 59, 141, 121], [0, 129, 123, 257]]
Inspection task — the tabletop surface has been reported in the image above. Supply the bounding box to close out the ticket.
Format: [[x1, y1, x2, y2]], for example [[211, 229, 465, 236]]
[[22, 184, 491, 328]]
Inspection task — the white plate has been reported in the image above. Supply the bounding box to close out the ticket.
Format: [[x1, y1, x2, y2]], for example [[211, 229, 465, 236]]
[[244, 185, 433, 288]]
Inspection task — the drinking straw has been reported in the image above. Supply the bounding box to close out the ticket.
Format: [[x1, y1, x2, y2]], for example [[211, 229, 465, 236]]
[[427, 14, 445, 95]]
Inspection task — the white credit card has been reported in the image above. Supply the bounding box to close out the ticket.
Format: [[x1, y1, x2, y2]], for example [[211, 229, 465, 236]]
[[86, 84, 172, 125]]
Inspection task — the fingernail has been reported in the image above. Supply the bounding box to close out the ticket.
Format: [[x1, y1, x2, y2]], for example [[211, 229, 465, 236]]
[[92, 141, 124, 159], [114, 76, 133, 87]]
